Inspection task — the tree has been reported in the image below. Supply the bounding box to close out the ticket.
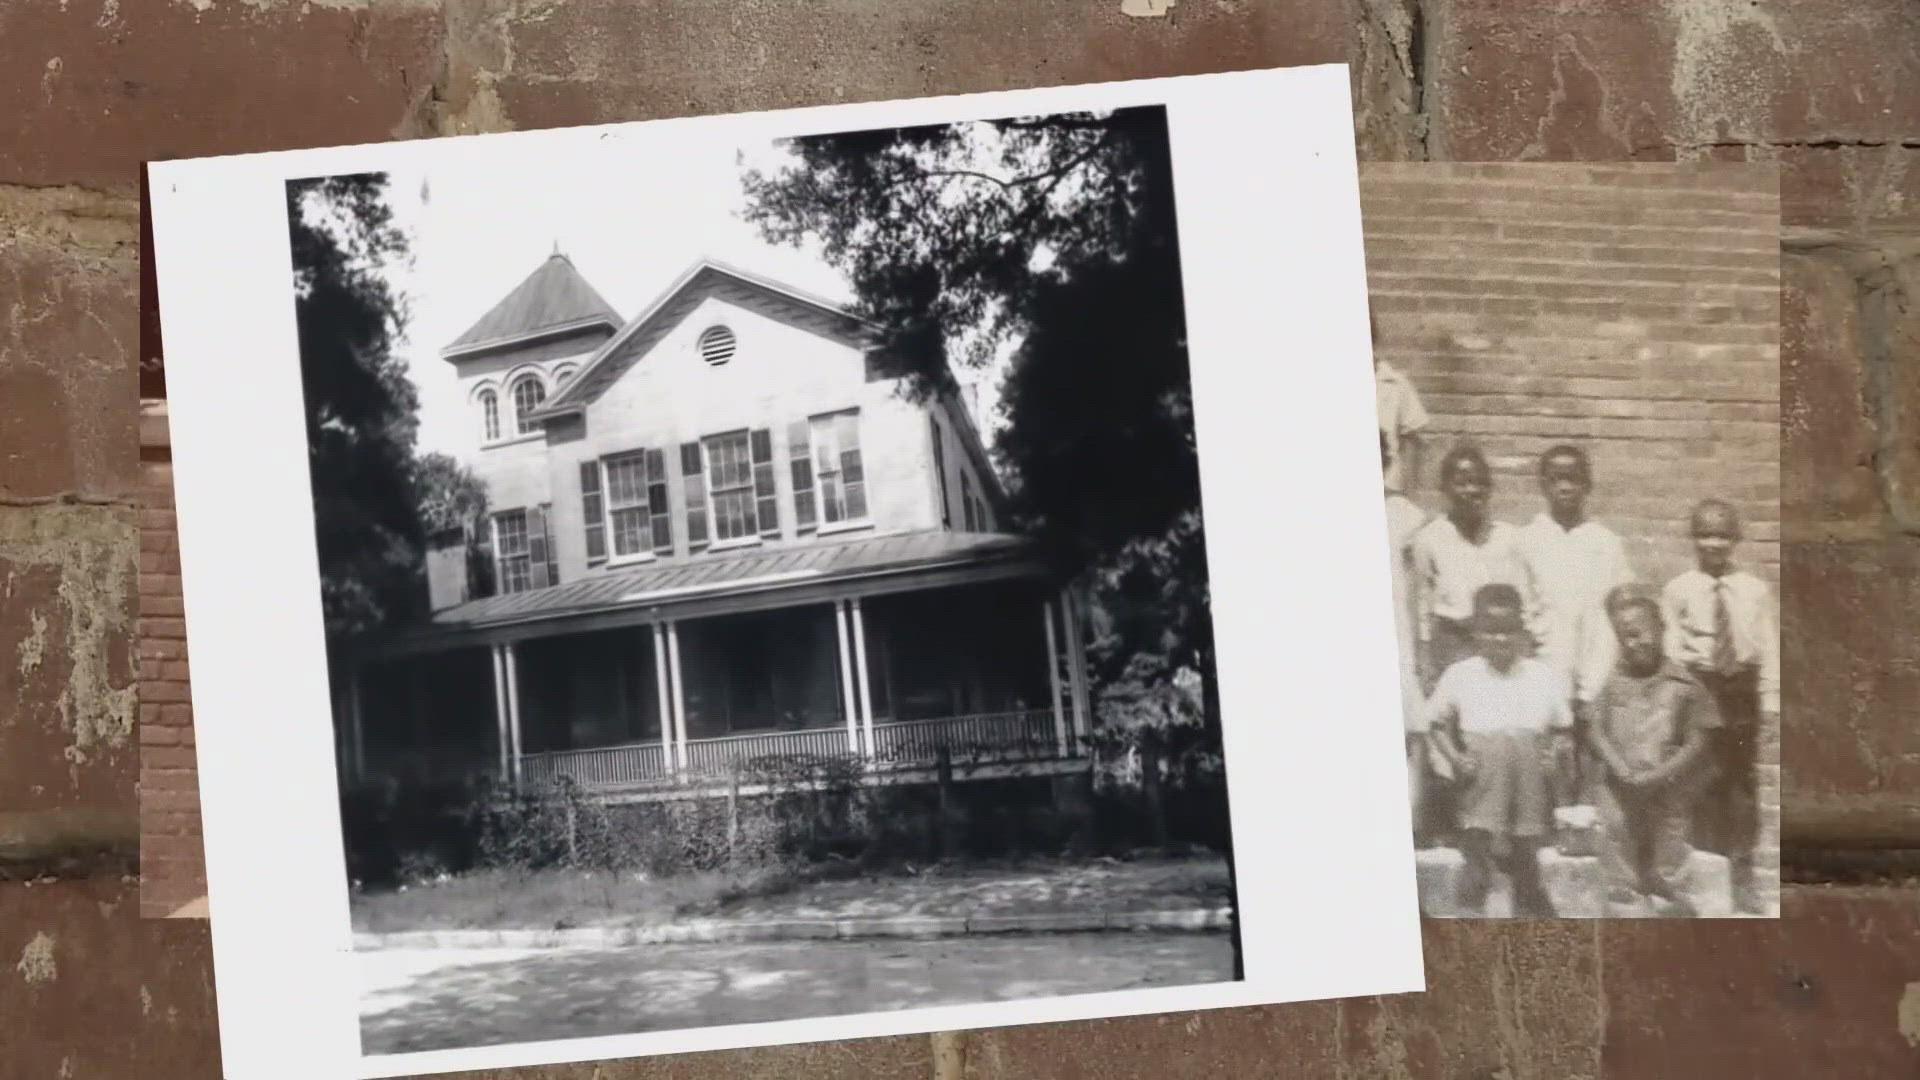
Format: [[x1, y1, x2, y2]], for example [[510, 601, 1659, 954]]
[[741, 105, 1208, 689], [290, 173, 485, 635], [743, 106, 1239, 973]]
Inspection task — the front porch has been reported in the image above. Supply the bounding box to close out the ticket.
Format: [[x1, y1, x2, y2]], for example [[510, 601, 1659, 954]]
[[338, 540, 1094, 797]]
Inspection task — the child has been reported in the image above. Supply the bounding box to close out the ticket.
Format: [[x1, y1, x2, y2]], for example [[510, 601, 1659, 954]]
[[1516, 445, 1635, 800], [1660, 499, 1779, 915], [1411, 443, 1529, 694], [1382, 433, 1431, 839], [1589, 584, 1720, 917], [1423, 583, 1572, 917], [1374, 316, 1430, 498]]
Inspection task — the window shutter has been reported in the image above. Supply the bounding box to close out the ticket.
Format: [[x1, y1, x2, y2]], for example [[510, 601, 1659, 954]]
[[930, 417, 950, 528], [788, 420, 816, 533], [646, 448, 673, 555], [528, 504, 552, 589], [750, 428, 779, 539], [680, 441, 709, 550], [580, 461, 606, 563], [837, 412, 867, 521], [961, 473, 977, 532]]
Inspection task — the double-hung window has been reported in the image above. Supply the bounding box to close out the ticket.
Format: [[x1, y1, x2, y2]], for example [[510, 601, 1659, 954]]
[[585, 449, 671, 563], [492, 507, 555, 593], [810, 409, 867, 526], [684, 429, 779, 548]]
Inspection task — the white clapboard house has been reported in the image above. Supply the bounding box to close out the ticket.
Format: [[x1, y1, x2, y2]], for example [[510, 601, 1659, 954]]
[[334, 254, 1095, 799]]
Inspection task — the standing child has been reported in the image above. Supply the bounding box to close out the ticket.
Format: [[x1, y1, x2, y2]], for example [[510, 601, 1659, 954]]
[[1411, 443, 1529, 694], [1660, 499, 1779, 915], [1374, 316, 1430, 499], [1382, 433, 1431, 840], [1589, 584, 1720, 917], [1423, 584, 1571, 917], [1516, 445, 1635, 802]]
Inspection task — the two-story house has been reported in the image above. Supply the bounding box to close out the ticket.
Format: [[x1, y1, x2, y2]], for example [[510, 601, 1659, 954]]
[[335, 254, 1095, 800]]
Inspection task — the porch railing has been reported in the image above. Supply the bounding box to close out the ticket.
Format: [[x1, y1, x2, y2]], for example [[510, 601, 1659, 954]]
[[869, 709, 1059, 765], [683, 725, 853, 774], [512, 708, 1076, 789], [521, 741, 670, 787]]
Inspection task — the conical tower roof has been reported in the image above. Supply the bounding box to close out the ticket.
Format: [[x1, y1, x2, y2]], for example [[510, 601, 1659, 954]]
[[443, 252, 621, 356]]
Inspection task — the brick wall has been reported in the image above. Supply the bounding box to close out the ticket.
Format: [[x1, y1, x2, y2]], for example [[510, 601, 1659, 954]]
[[136, 404, 204, 919], [1361, 162, 1782, 588]]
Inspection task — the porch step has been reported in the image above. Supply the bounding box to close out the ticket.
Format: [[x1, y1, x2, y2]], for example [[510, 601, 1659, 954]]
[[1415, 846, 1731, 918]]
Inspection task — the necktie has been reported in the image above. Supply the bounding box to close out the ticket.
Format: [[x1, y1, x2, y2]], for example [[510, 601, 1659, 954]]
[[1711, 580, 1740, 675]]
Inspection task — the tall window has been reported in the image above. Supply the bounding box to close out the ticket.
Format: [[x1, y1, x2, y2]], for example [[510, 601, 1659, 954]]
[[930, 416, 950, 528], [810, 409, 867, 525], [511, 375, 546, 436], [704, 431, 758, 542], [478, 389, 500, 442], [788, 420, 816, 535], [579, 462, 605, 562], [493, 509, 531, 594], [603, 449, 672, 559]]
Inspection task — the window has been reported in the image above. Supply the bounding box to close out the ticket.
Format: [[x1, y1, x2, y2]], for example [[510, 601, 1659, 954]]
[[579, 462, 605, 563], [681, 442, 709, 552], [788, 420, 816, 535], [511, 375, 546, 436], [698, 325, 737, 366], [478, 389, 500, 442], [603, 448, 672, 559], [961, 471, 978, 531], [810, 409, 867, 525], [750, 429, 780, 539], [493, 510, 531, 594], [930, 417, 950, 528], [704, 431, 758, 542]]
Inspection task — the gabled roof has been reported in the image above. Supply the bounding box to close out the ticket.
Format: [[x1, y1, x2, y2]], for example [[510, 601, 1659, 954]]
[[442, 253, 622, 359], [533, 258, 871, 417], [434, 529, 1037, 630]]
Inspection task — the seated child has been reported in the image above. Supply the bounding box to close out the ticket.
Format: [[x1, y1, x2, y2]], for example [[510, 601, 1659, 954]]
[[1382, 434, 1431, 840], [1422, 583, 1572, 917], [1660, 499, 1779, 915], [1589, 584, 1720, 917]]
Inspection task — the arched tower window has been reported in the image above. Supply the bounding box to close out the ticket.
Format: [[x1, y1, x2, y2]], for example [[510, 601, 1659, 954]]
[[511, 375, 547, 436], [478, 388, 500, 442]]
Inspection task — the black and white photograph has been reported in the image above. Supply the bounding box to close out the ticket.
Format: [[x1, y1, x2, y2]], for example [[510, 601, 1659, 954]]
[[1362, 162, 1782, 920], [151, 69, 1422, 1078], [310, 103, 1248, 1054]]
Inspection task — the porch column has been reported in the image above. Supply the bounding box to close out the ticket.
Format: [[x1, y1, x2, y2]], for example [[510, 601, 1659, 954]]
[[834, 600, 861, 755], [652, 623, 675, 773], [1043, 597, 1068, 756], [490, 645, 509, 780], [503, 640, 524, 787], [850, 596, 876, 759], [1062, 586, 1091, 743], [665, 620, 688, 772], [346, 663, 367, 784]]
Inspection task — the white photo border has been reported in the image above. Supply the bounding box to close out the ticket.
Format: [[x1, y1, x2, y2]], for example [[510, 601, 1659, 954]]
[[150, 64, 1422, 1080]]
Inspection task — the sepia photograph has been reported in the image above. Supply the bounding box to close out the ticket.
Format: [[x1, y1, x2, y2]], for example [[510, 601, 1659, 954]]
[[1363, 162, 1782, 920], [150, 68, 1423, 1078]]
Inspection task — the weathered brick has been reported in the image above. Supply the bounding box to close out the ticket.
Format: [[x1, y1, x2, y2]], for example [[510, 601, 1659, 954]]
[[137, 722, 178, 748], [138, 681, 188, 705], [159, 704, 191, 727], [469, 0, 1342, 136], [1782, 248, 1879, 535], [1426, 0, 1920, 232], [1781, 537, 1920, 841], [0, 505, 137, 813], [0, 1, 441, 193], [0, 188, 140, 501]]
